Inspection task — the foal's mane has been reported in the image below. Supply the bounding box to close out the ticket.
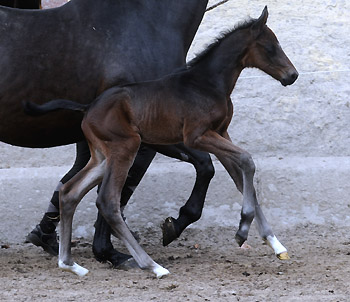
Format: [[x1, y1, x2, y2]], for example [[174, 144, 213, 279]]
[[186, 17, 256, 68]]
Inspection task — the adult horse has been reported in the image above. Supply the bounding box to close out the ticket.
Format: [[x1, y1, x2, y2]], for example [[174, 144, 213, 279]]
[[0, 0, 41, 9], [25, 6, 298, 277], [0, 0, 212, 266]]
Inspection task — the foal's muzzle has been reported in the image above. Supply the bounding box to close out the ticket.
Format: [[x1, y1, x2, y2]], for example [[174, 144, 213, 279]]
[[281, 70, 299, 86]]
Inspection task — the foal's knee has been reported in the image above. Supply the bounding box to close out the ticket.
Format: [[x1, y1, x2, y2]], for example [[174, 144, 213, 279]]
[[239, 152, 256, 174]]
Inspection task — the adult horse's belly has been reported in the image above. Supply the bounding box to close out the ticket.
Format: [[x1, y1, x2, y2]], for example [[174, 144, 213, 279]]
[[0, 108, 84, 148]]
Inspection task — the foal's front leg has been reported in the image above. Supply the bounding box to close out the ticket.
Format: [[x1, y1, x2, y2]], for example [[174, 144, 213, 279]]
[[148, 143, 214, 246], [189, 130, 288, 259]]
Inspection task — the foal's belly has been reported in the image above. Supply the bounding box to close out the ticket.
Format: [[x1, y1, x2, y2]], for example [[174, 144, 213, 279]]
[[137, 118, 184, 145]]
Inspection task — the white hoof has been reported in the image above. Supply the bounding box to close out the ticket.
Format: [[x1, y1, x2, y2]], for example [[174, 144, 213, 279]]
[[58, 260, 89, 277], [153, 265, 170, 279]]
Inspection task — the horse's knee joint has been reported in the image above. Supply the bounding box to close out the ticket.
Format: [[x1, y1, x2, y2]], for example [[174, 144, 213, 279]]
[[239, 152, 255, 173]]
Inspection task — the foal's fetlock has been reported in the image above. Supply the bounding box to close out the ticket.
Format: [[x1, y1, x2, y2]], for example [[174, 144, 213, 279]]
[[162, 217, 179, 246]]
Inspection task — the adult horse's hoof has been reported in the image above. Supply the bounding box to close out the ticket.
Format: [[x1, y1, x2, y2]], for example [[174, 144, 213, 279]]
[[26, 224, 59, 256], [94, 249, 132, 268], [116, 257, 138, 270], [162, 217, 178, 246], [277, 252, 290, 260]]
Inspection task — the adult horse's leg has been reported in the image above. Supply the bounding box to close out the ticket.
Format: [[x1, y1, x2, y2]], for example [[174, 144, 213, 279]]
[[187, 130, 289, 259], [27, 141, 90, 256], [146, 143, 214, 246]]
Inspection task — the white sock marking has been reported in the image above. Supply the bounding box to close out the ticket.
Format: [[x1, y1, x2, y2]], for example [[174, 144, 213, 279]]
[[266, 235, 287, 255], [153, 265, 170, 279], [58, 260, 89, 277]]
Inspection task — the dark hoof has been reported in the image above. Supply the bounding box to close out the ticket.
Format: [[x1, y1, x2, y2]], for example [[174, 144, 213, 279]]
[[26, 225, 59, 256], [116, 257, 138, 270], [235, 230, 247, 247], [162, 217, 178, 246], [95, 249, 132, 268]]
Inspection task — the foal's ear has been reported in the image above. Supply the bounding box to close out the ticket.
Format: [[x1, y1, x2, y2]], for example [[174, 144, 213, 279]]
[[251, 6, 268, 38]]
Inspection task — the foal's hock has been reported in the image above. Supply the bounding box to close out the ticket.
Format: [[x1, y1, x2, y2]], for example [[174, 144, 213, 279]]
[[26, 7, 297, 277]]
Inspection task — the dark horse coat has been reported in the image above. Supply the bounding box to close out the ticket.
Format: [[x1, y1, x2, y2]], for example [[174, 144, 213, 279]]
[[0, 0, 207, 147], [0, 0, 211, 263], [0, 0, 41, 9]]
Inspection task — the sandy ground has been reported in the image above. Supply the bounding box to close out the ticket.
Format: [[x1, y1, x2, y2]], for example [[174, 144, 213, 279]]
[[1, 0, 350, 301], [1, 224, 350, 302]]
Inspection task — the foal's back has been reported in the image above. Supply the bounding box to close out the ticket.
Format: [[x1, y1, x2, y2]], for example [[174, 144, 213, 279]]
[[84, 70, 226, 147]]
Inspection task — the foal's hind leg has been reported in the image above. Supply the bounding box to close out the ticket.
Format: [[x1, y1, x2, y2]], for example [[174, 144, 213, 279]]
[[93, 144, 156, 266], [96, 139, 169, 278], [58, 154, 105, 276], [148, 143, 214, 246], [187, 130, 288, 259]]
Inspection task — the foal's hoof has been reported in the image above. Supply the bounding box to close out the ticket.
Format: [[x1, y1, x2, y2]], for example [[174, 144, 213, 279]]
[[235, 231, 247, 247], [153, 265, 170, 279], [58, 260, 89, 277], [162, 217, 178, 246], [240, 242, 252, 250], [277, 252, 290, 260]]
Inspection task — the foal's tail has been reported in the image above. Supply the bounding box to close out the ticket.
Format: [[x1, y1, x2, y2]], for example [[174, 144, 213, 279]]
[[23, 99, 89, 116]]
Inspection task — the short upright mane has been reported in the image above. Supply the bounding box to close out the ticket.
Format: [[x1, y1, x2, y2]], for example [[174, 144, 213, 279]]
[[187, 17, 256, 68]]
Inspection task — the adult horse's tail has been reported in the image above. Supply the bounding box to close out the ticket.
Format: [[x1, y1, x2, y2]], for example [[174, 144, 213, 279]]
[[23, 99, 89, 116]]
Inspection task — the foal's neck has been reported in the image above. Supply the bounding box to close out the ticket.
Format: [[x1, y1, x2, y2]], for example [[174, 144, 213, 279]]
[[189, 28, 251, 97]]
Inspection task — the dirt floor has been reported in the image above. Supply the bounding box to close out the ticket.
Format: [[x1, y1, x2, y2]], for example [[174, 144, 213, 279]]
[[1, 223, 350, 302]]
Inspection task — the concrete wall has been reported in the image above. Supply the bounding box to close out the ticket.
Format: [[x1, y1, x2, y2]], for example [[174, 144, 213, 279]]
[[1, 0, 349, 244]]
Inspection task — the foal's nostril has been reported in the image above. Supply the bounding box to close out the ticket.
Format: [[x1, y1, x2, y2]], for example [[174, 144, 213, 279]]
[[290, 71, 299, 82], [281, 70, 298, 86]]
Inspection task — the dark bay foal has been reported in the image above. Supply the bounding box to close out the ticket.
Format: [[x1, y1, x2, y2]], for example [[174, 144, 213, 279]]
[[25, 7, 298, 277]]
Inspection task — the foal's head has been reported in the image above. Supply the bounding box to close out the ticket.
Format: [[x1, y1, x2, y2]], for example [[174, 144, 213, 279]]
[[242, 7, 298, 86]]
